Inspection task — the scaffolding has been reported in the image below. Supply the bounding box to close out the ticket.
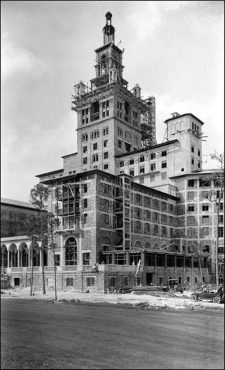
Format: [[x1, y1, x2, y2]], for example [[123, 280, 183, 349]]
[[54, 181, 85, 235], [141, 96, 156, 149]]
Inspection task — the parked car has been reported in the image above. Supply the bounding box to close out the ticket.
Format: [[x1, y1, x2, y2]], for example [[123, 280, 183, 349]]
[[162, 279, 184, 293], [192, 287, 224, 303]]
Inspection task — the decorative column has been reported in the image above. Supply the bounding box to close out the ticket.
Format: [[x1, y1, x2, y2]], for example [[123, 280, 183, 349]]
[[8, 250, 10, 268], [17, 249, 20, 267]]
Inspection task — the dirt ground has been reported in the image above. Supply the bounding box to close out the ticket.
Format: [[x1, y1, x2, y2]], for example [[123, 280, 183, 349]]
[[1, 287, 224, 311]]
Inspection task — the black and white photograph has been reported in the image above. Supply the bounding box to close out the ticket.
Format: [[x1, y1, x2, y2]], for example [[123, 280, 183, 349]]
[[1, 1, 224, 369]]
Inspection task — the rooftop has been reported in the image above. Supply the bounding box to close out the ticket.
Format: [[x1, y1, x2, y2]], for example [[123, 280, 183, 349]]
[[1, 198, 37, 210]]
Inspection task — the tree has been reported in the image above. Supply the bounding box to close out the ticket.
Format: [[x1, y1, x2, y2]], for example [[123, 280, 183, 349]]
[[29, 184, 50, 294], [25, 217, 42, 296], [46, 212, 60, 301]]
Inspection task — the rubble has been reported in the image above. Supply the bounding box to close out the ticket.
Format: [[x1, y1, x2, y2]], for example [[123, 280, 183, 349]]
[[1, 287, 224, 311]]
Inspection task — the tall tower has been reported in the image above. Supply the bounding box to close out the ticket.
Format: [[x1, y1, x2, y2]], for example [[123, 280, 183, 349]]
[[72, 13, 155, 174]]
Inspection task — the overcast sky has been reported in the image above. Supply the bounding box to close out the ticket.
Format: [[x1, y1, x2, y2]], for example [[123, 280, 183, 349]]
[[2, 1, 224, 202]]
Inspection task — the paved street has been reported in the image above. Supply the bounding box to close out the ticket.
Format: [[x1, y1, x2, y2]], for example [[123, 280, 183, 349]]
[[1, 299, 224, 369]]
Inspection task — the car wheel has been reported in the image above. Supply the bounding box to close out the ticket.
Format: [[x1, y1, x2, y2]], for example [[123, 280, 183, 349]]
[[213, 296, 221, 304]]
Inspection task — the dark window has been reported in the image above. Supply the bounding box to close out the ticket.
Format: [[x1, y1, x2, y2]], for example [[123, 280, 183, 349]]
[[161, 151, 167, 157], [66, 278, 73, 286], [150, 153, 156, 160], [188, 179, 195, 187], [65, 238, 77, 266], [86, 277, 95, 286], [104, 164, 109, 170], [218, 215, 223, 223], [130, 159, 134, 165], [83, 253, 90, 265], [161, 161, 167, 169], [120, 161, 124, 167], [84, 199, 88, 208], [191, 146, 194, 153], [202, 205, 209, 211], [93, 143, 97, 150], [104, 152, 108, 159], [218, 227, 224, 238]]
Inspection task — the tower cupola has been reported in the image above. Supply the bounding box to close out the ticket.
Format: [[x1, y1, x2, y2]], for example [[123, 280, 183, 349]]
[[103, 12, 115, 45]]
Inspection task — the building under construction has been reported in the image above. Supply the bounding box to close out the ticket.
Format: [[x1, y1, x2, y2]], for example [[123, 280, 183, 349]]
[[1, 12, 223, 291]]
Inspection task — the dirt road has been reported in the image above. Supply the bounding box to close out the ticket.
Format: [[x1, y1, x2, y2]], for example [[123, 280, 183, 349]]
[[1, 299, 224, 369]]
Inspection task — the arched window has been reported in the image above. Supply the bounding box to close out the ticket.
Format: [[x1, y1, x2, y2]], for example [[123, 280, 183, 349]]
[[65, 237, 77, 265], [20, 244, 28, 267], [145, 242, 151, 250], [10, 244, 18, 267], [135, 241, 142, 250], [30, 246, 40, 267]]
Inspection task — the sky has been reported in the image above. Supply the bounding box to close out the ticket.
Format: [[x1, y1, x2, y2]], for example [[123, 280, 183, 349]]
[[1, 1, 224, 202]]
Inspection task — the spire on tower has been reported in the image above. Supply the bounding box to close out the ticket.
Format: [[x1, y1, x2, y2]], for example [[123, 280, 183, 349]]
[[103, 11, 115, 45]]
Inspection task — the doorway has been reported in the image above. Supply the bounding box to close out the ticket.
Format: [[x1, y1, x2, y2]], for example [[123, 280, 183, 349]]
[[14, 278, 20, 287], [146, 272, 153, 285]]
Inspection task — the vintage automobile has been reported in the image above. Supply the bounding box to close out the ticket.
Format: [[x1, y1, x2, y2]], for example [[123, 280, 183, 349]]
[[192, 287, 224, 303]]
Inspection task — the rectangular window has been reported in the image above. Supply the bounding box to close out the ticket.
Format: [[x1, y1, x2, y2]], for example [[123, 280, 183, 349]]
[[120, 161, 124, 167], [83, 157, 87, 165], [218, 215, 223, 223], [219, 203, 223, 211], [104, 164, 109, 170], [103, 127, 109, 136], [83, 253, 90, 265], [140, 167, 145, 174], [104, 140, 108, 147], [151, 163, 156, 171], [191, 146, 194, 153], [150, 153, 156, 160], [130, 159, 134, 165], [129, 170, 134, 176], [191, 158, 194, 165], [150, 174, 155, 182], [83, 146, 87, 153], [161, 172, 167, 180], [202, 215, 209, 224], [66, 278, 73, 287], [86, 277, 95, 286], [187, 192, 195, 201], [218, 227, 224, 238], [93, 143, 97, 150], [118, 140, 122, 149], [161, 151, 167, 157], [198, 161, 201, 168], [83, 184, 87, 193], [188, 205, 195, 212], [188, 179, 195, 187], [83, 199, 88, 208], [104, 152, 108, 159], [92, 154, 99, 163], [198, 150, 201, 156], [202, 205, 209, 211], [161, 161, 167, 169]]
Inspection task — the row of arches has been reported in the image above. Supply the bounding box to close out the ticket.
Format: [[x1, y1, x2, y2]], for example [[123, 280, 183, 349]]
[[1, 237, 78, 268], [1, 242, 45, 268]]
